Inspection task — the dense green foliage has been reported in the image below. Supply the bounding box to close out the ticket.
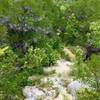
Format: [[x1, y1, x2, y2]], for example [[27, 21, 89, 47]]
[[77, 88, 100, 100], [61, 0, 100, 46], [0, 0, 100, 99], [90, 20, 100, 47], [73, 49, 100, 99]]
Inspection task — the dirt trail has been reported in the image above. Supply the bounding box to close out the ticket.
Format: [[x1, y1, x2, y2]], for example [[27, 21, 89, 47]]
[[64, 47, 75, 61]]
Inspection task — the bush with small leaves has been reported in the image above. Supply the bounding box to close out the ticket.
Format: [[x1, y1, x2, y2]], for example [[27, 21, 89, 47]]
[[73, 54, 100, 98], [89, 20, 100, 47], [24, 46, 61, 68], [0, 47, 44, 100], [24, 47, 48, 68], [77, 88, 100, 100]]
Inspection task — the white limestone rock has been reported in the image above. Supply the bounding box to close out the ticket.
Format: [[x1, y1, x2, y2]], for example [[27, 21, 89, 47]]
[[24, 97, 36, 100], [43, 59, 73, 78], [67, 80, 89, 96], [23, 86, 45, 100]]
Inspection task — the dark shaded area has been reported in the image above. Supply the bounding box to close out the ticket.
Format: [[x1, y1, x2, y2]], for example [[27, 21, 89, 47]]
[[84, 46, 100, 61]]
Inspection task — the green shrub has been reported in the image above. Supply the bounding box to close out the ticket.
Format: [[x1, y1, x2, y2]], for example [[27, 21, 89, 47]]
[[36, 36, 62, 65], [24, 46, 61, 68], [74, 52, 100, 87], [60, 0, 100, 46], [46, 48, 61, 65], [73, 46, 100, 99], [24, 47, 48, 68], [73, 53, 100, 97], [89, 20, 100, 47], [85, 55, 100, 91], [77, 88, 100, 100], [0, 47, 44, 100], [0, 0, 66, 52], [0, 45, 61, 99]]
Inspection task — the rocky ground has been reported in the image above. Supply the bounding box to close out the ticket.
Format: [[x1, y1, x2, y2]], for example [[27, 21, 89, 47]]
[[22, 59, 89, 100], [22, 59, 74, 100]]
